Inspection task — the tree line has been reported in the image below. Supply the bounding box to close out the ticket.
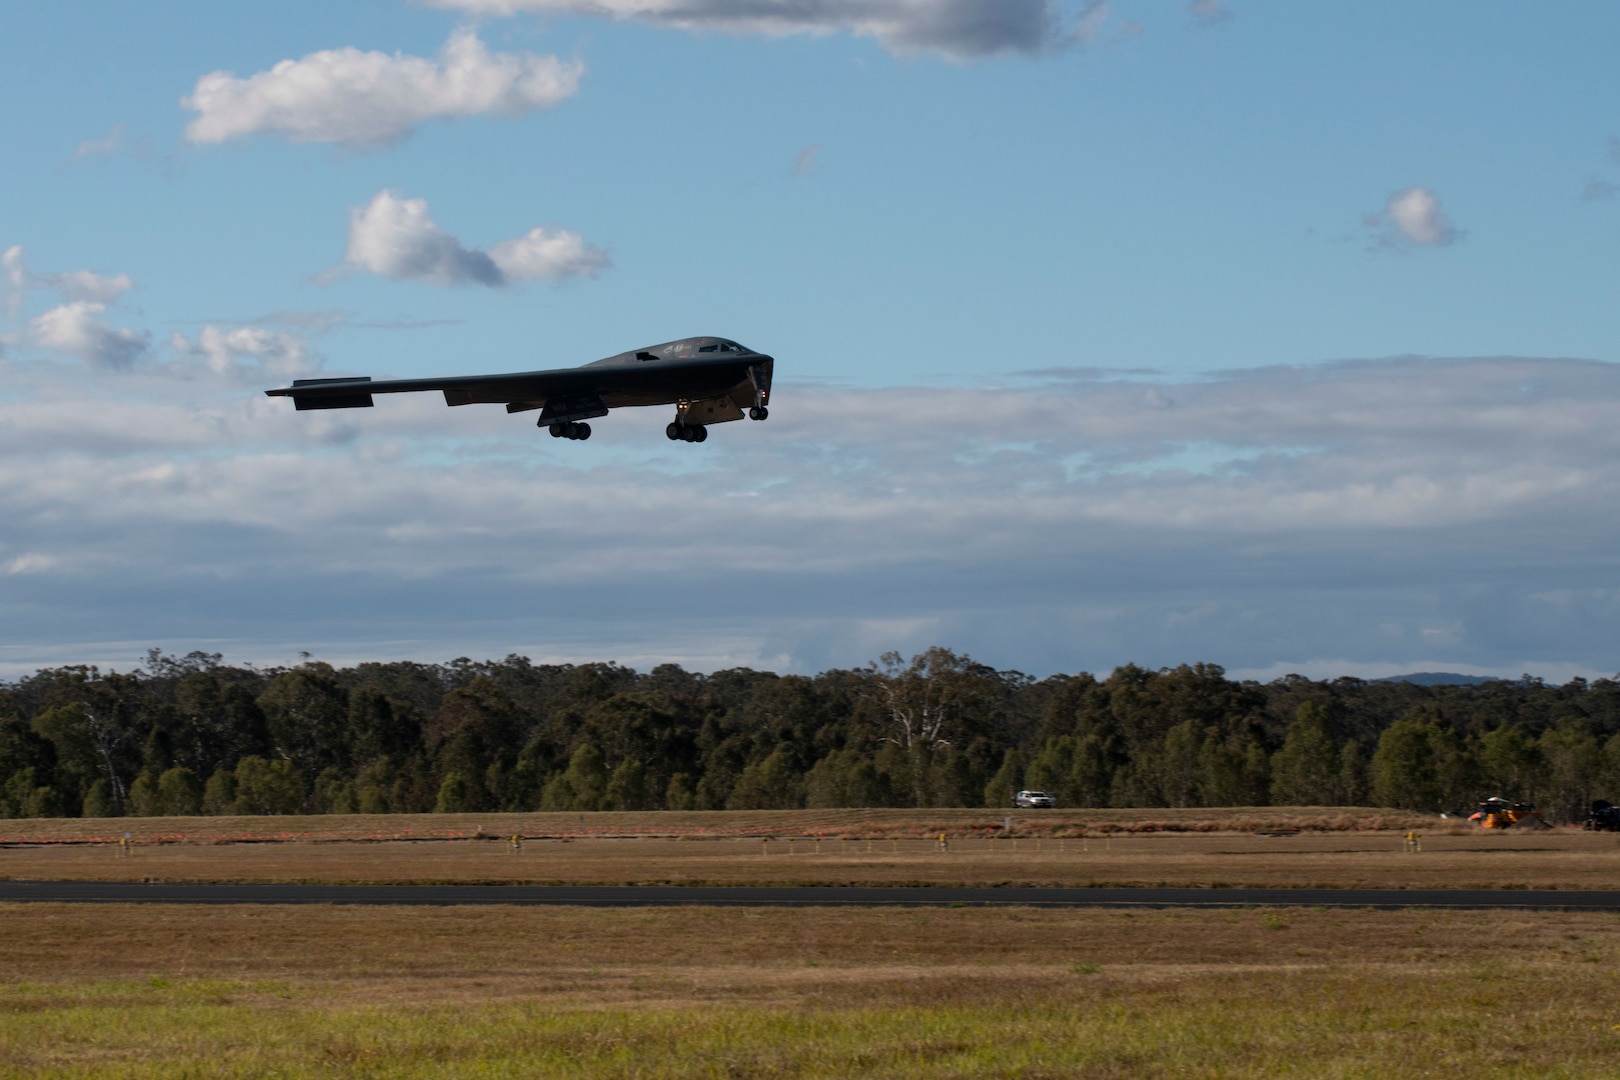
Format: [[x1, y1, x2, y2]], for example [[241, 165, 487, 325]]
[[2, 648, 1617, 823]]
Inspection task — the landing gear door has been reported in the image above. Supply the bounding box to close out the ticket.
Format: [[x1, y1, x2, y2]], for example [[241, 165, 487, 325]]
[[680, 397, 745, 426], [747, 362, 772, 408], [538, 393, 608, 425]]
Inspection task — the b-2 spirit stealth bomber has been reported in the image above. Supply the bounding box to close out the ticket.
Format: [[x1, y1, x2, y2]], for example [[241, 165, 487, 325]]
[[266, 336, 773, 443]]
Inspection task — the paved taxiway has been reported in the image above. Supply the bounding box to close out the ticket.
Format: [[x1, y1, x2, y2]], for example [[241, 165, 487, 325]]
[[2, 882, 1619, 909]]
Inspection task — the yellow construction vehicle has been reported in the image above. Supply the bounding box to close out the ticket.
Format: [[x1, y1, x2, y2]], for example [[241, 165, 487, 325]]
[[1468, 796, 1548, 829]]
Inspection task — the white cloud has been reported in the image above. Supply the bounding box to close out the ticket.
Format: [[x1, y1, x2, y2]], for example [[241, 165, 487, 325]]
[[3, 245, 133, 304], [182, 28, 583, 149], [488, 227, 612, 282], [73, 125, 123, 159], [4, 554, 60, 576], [1365, 186, 1461, 250], [170, 325, 315, 379], [344, 190, 609, 286], [29, 301, 151, 370], [42, 269, 134, 304], [4, 246, 148, 368], [791, 143, 821, 177], [5, 352, 1620, 677], [1071, 0, 1113, 44], [431, 0, 1066, 60], [1188, 0, 1231, 24], [2, 246, 24, 316]]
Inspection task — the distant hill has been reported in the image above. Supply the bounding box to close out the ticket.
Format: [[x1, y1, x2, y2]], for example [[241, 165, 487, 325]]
[[1375, 672, 1499, 687]]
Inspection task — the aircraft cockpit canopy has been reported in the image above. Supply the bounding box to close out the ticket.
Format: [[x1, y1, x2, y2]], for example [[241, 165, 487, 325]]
[[694, 339, 749, 354], [616, 338, 754, 363]]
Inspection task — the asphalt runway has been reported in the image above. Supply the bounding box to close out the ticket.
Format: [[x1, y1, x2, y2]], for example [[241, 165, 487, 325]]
[[2, 881, 1619, 909]]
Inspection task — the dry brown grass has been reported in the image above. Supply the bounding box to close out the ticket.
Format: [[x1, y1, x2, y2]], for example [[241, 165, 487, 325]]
[[0, 902, 1615, 988], [0, 805, 1444, 845], [3, 904, 1620, 1077], [4, 825, 1618, 890]]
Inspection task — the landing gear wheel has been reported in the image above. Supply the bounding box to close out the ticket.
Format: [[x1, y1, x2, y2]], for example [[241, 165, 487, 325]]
[[573, 422, 591, 441], [666, 422, 682, 441], [693, 425, 708, 443], [749, 406, 768, 421], [549, 422, 567, 437]]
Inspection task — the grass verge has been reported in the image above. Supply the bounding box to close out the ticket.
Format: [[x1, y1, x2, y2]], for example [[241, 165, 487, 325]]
[[2, 905, 1619, 1077]]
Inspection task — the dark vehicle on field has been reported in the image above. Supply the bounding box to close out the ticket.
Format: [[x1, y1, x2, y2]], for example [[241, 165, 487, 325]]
[[1584, 800, 1620, 831]]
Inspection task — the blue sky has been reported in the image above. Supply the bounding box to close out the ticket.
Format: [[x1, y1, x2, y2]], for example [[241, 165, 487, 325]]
[[2, 1, 1618, 681]]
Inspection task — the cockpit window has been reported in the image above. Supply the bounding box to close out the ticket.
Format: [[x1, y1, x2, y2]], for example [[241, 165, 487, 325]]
[[698, 344, 718, 353], [718, 341, 746, 353]]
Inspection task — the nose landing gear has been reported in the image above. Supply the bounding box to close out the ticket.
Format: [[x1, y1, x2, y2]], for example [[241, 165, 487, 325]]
[[548, 421, 591, 440], [748, 405, 768, 421]]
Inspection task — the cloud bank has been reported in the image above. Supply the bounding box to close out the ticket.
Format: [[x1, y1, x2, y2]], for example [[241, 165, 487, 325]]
[[2, 352, 1618, 679], [343, 191, 610, 286], [431, 0, 1075, 59], [182, 28, 582, 148]]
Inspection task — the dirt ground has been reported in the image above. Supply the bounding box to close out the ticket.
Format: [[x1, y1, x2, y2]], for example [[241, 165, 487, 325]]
[[4, 868, 1620, 1075], [2, 902, 1617, 1002], [0, 806, 1443, 845], [3, 827, 1618, 889]]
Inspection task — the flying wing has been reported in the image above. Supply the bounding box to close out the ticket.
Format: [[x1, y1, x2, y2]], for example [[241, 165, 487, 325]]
[[265, 336, 773, 443]]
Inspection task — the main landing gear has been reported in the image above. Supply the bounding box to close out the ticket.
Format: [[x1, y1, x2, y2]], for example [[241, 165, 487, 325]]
[[666, 422, 707, 443], [749, 405, 769, 421], [548, 421, 591, 440]]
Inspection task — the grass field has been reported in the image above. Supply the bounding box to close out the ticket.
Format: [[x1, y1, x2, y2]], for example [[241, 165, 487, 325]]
[[2, 811, 1617, 890], [3, 904, 1620, 1077], [0, 806, 1448, 845], [4, 810, 1619, 1076]]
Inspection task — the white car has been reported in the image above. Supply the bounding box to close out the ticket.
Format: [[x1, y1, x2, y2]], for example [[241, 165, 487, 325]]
[[1015, 790, 1054, 808]]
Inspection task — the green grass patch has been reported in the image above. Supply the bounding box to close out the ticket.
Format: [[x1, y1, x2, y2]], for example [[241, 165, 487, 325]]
[[3, 971, 1619, 1079]]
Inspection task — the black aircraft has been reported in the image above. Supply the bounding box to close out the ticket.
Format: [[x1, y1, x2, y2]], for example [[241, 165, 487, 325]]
[[265, 336, 773, 443]]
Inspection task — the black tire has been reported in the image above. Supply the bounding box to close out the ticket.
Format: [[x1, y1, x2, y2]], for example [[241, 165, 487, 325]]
[[549, 422, 566, 437], [666, 422, 681, 441], [694, 425, 708, 443], [575, 422, 591, 441], [750, 406, 768, 421]]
